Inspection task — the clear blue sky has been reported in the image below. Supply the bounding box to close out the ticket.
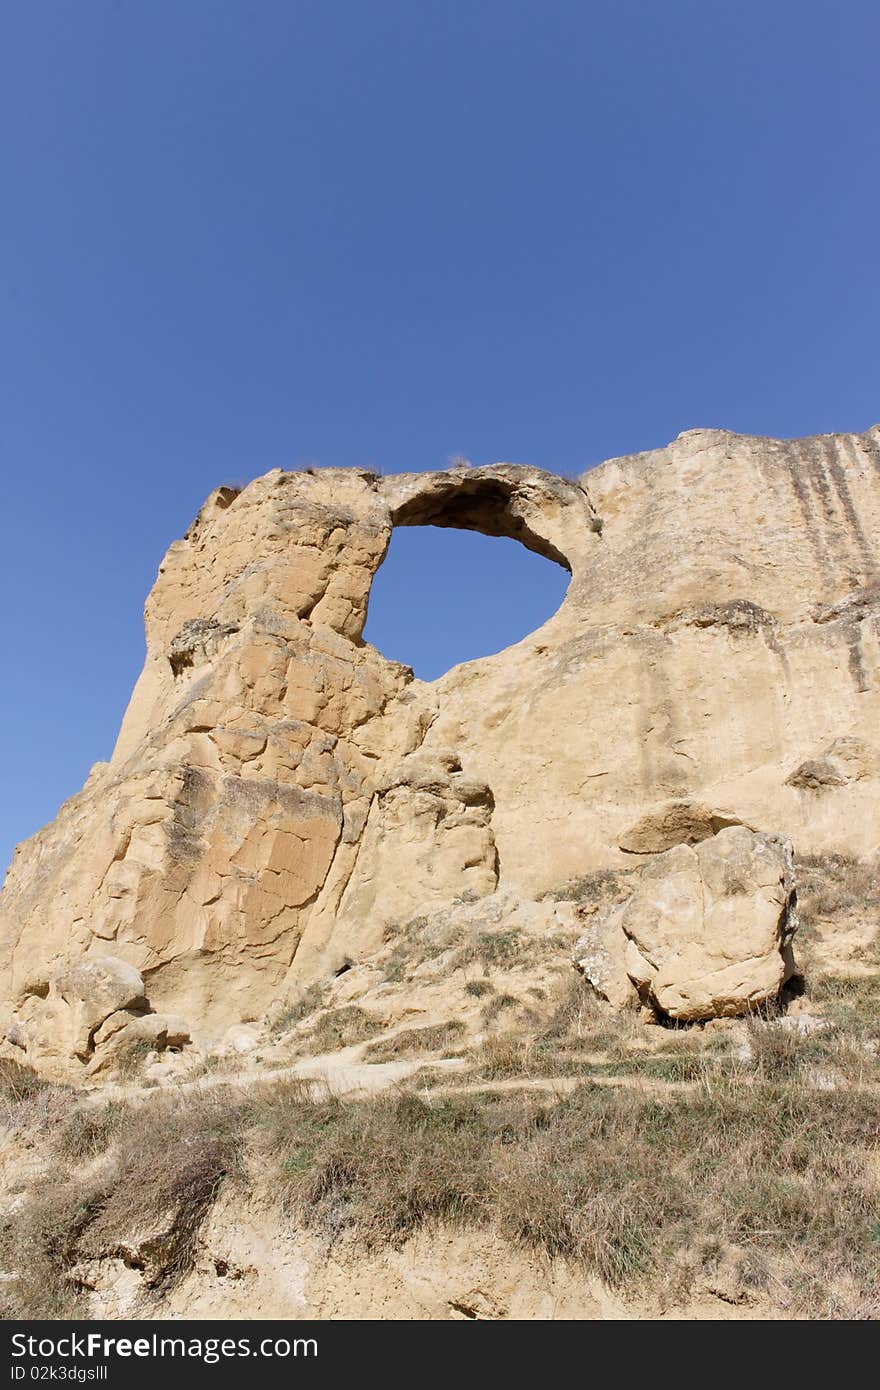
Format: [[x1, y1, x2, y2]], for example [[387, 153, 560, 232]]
[[1, 1, 878, 872]]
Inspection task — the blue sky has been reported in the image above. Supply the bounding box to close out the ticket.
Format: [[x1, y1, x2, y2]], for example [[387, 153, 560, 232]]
[[1, 1, 878, 871]]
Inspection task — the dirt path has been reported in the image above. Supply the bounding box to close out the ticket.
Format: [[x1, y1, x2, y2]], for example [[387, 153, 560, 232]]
[[86, 1037, 879, 1109], [89, 1047, 708, 1109], [429, 1072, 698, 1098], [90, 1050, 470, 1105]]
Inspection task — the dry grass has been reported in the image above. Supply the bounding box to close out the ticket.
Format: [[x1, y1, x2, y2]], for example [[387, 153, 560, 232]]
[[540, 867, 631, 908], [77, 1096, 241, 1283], [796, 853, 880, 923], [251, 1074, 880, 1315], [0, 1050, 877, 1318], [538, 973, 623, 1049], [270, 982, 328, 1036], [481, 992, 520, 1026], [258, 1088, 493, 1243], [812, 972, 880, 1032], [492, 1079, 880, 1307], [453, 928, 526, 972], [469, 1033, 719, 1083], [380, 911, 554, 983], [0, 1090, 244, 1318], [381, 914, 436, 983], [300, 1005, 384, 1053], [464, 979, 494, 999], [111, 1037, 156, 1080], [0, 1059, 75, 1141], [55, 1099, 131, 1160], [0, 1058, 55, 1104], [472, 1035, 540, 1078], [468, 973, 651, 1076], [362, 1020, 466, 1063]]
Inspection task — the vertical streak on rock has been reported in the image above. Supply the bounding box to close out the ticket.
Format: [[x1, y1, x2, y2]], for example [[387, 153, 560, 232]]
[[780, 442, 831, 573], [846, 625, 870, 692], [802, 437, 841, 533], [821, 438, 877, 576], [635, 632, 690, 801], [839, 435, 866, 479], [801, 436, 862, 579], [854, 429, 880, 480]]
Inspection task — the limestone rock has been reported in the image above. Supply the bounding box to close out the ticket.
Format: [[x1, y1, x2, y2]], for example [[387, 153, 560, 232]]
[[618, 800, 746, 854], [572, 905, 638, 1011], [785, 759, 847, 791], [1, 426, 879, 1071], [6, 950, 195, 1075], [87, 1012, 192, 1075], [55, 955, 147, 1061], [218, 1024, 261, 1055], [5, 1020, 27, 1051], [316, 750, 499, 971], [614, 827, 797, 1021], [115, 1012, 191, 1050], [786, 736, 880, 791]]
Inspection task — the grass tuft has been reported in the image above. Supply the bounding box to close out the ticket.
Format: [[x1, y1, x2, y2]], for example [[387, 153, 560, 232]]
[[362, 1021, 466, 1063]]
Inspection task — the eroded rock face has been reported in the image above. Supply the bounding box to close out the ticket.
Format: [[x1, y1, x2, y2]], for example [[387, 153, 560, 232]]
[[2, 428, 879, 1072]]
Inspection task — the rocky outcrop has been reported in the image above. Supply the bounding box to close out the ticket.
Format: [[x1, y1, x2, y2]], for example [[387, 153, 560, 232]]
[[1, 427, 879, 1074], [307, 750, 499, 971], [785, 735, 880, 790], [576, 827, 798, 1020], [618, 800, 747, 854], [5, 951, 191, 1074]]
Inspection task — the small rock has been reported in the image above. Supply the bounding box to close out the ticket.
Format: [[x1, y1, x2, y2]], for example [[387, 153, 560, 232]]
[[219, 1024, 261, 1055]]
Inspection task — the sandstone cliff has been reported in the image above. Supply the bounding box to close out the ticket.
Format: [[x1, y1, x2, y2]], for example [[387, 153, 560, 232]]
[[2, 426, 879, 1075]]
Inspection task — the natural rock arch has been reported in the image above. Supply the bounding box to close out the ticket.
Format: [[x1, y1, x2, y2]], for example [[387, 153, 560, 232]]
[[362, 525, 572, 680], [378, 464, 596, 571], [2, 427, 880, 1075]]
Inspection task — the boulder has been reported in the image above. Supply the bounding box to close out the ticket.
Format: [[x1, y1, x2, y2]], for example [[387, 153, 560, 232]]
[[618, 801, 745, 854], [577, 827, 797, 1021], [87, 1012, 192, 1075], [55, 955, 147, 1060], [572, 905, 638, 1011]]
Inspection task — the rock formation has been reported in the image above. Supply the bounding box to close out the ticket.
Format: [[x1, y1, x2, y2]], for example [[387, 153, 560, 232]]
[[2, 426, 879, 1075], [574, 826, 798, 1020]]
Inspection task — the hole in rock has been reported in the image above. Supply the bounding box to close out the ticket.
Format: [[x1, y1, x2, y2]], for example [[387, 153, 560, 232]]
[[363, 528, 570, 680]]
